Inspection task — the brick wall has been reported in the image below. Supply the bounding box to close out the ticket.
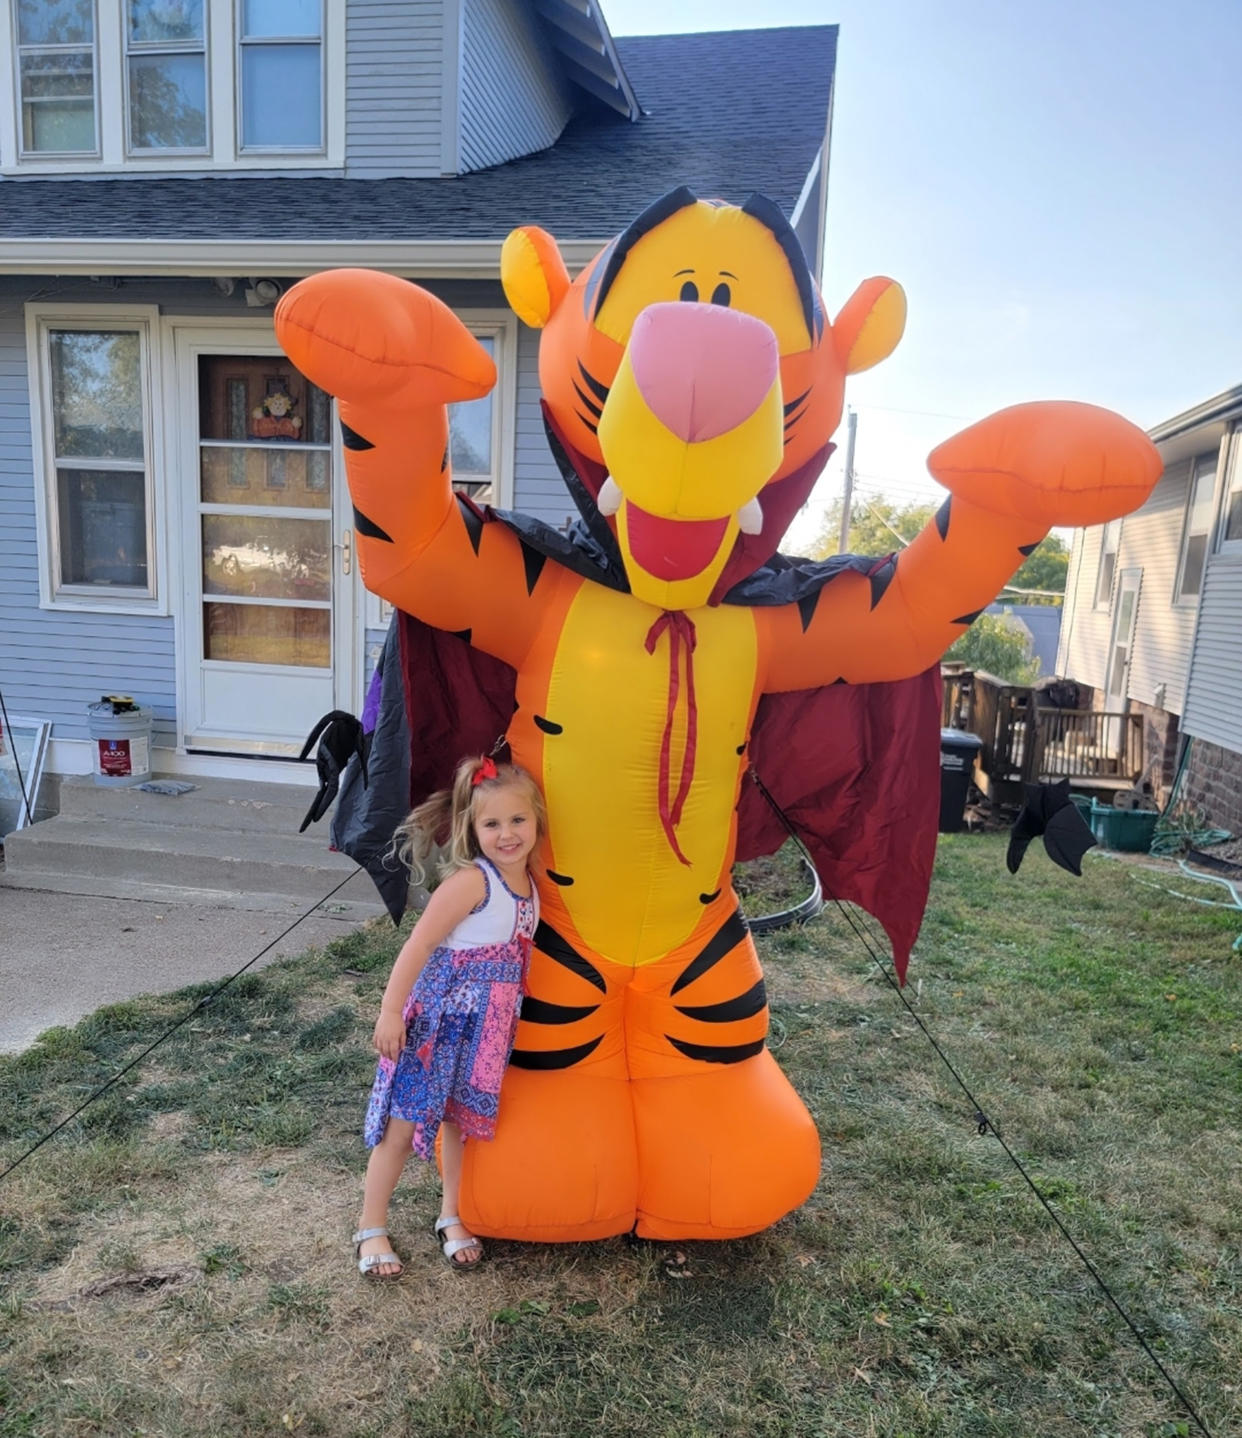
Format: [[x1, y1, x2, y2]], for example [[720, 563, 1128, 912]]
[[1182, 736, 1242, 835], [1130, 699, 1182, 808]]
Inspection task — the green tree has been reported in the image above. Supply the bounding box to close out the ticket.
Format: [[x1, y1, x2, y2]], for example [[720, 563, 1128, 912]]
[[945, 613, 1040, 684]]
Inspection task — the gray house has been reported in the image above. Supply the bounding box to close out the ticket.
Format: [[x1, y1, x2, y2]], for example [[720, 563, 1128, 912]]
[[1057, 384, 1242, 830], [0, 3, 836, 803]]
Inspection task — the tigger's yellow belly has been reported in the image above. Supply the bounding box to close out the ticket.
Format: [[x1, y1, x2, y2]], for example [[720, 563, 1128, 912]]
[[519, 584, 759, 969]]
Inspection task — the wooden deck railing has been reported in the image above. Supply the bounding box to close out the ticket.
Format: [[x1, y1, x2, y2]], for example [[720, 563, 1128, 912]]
[[943, 669, 1143, 804]]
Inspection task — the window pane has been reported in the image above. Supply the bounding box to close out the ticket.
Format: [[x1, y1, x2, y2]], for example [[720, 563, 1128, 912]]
[[203, 602, 329, 666], [240, 45, 321, 147], [129, 53, 207, 148], [1188, 460, 1216, 531], [1179, 535, 1207, 600], [127, 0, 203, 44], [1095, 551, 1115, 607], [57, 468, 148, 587], [242, 0, 321, 38], [1225, 486, 1242, 543], [21, 52, 95, 152], [200, 446, 331, 507], [449, 337, 495, 477], [50, 331, 143, 460], [18, 0, 93, 46], [202, 514, 330, 601]]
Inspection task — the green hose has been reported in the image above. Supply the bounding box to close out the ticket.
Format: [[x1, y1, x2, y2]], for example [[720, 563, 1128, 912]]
[[1149, 736, 1233, 856]]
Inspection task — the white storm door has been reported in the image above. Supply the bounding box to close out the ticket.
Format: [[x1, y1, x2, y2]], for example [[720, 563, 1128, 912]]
[[1104, 568, 1141, 753], [171, 323, 356, 755]]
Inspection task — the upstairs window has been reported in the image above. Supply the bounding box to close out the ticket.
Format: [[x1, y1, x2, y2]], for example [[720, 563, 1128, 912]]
[[239, 1, 323, 151], [1221, 435, 1242, 555], [1094, 518, 1121, 609], [1174, 451, 1218, 603], [125, 0, 208, 152], [15, 0, 98, 155]]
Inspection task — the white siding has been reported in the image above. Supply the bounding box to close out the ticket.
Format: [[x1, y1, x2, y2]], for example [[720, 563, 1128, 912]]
[[1182, 557, 1242, 753], [346, 0, 446, 178], [1057, 461, 1198, 711], [459, 0, 572, 173]]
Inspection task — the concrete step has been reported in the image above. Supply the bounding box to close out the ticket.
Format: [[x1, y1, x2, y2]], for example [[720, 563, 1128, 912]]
[[2, 814, 390, 920], [56, 773, 329, 834]]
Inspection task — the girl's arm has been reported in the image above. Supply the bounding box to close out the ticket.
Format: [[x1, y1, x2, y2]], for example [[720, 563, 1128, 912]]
[[373, 865, 487, 1060]]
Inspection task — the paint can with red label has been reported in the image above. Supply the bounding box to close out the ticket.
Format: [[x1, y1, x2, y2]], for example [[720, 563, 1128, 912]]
[[87, 700, 153, 787]]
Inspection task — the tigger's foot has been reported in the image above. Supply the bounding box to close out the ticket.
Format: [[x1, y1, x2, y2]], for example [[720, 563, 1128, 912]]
[[274, 270, 496, 409], [457, 1066, 638, 1243], [927, 401, 1161, 529], [632, 1051, 821, 1241]]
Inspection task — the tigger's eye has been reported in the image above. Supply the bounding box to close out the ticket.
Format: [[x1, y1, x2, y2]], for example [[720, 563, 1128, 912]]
[[710, 282, 731, 307], [679, 280, 699, 302]]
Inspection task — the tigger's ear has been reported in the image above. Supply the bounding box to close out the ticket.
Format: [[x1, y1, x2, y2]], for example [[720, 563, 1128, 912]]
[[501, 226, 571, 329], [831, 277, 906, 373]]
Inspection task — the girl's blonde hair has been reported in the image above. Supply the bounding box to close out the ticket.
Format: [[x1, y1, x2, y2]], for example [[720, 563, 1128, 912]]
[[392, 755, 546, 886]]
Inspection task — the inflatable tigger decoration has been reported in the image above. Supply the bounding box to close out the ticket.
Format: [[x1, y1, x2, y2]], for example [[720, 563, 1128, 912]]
[[275, 187, 1160, 1242]]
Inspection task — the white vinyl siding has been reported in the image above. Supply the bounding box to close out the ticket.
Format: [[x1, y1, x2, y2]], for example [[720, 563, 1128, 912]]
[[344, 0, 445, 178], [1182, 557, 1242, 754], [458, 0, 572, 173]]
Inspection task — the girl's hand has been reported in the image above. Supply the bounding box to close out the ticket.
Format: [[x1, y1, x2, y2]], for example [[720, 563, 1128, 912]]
[[373, 1010, 407, 1062]]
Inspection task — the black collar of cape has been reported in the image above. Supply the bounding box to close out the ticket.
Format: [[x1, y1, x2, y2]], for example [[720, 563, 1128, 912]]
[[478, 411, 884, 609]]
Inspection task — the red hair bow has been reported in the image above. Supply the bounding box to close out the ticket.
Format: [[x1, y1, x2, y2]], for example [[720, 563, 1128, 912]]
[[471, 756, 499, 786]]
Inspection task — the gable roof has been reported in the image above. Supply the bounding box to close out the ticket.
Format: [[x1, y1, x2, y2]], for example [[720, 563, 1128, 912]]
[[0, 26, 835, 273]]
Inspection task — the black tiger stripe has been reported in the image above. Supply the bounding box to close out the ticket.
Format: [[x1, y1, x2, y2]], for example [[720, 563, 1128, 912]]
[[535, 921, 607, 993], [519, 997, 599, 1025], [456, 495, 484, 555], [1017, 540, 1040, 556], [572, 380, 603, 420], [449, 628, 472, 643], [577, 361, 610, 404], [699, 889, 721, 905], [576, 412, 599, 435], [353, 506, 393, 543], [440, 443, 449, 473], [670, 909, 749, 996], [534, 715, 563, 735], [674, 979, 767, 1024], [796, 589, 819, 633], [340, 420, 374, 451], [935, 497, 952, 541], [545, 870, 574, 887], [783, 388, 812, 416], [510, 1036, 604, 1070], [868, 555, 897, 610], [666, 1036, 766, 1065], [952, 608, 984, 626]]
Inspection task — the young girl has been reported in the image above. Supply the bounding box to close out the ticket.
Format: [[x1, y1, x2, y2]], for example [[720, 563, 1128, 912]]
[[353, 755, 545, 1277]]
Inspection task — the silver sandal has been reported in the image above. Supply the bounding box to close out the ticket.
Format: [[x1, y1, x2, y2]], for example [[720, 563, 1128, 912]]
[[434, 1215, 484, 1270], [353, 1226, 403, 1280]]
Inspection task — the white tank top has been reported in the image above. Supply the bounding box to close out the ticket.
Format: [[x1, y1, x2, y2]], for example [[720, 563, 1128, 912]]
[[441, 857, 539, 951]]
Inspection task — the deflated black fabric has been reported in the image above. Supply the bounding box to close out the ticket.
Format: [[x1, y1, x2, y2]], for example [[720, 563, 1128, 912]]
[[1007, 779, 1098, 877], [297, 710, 369, 833]]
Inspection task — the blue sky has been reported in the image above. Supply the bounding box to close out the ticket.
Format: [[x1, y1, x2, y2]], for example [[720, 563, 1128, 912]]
[[606, 0, 1242, 541]]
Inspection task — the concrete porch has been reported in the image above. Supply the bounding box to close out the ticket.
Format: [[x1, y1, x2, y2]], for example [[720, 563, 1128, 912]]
[[2, 773, 389, 921]]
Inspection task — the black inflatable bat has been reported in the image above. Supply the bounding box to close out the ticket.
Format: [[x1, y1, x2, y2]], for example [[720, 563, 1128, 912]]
[[297, 710, 370, 833], [1006, 779, 1097, 876]]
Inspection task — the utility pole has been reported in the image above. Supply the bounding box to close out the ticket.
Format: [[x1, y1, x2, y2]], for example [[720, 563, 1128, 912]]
[[838, 407, 858, 553]]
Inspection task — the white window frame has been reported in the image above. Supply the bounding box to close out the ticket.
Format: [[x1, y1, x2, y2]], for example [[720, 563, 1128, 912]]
[[1093, 518, 1121, 610], [9, 0, 101, 161], [0, 0, 342, 172], [236, 0, 325, 155], [1218, 426, 1242, 559], [1172, 448, 1221, 606], [26, 303, 169, 615], [123, 0, 211, 157], [365, 311, 516, 630]]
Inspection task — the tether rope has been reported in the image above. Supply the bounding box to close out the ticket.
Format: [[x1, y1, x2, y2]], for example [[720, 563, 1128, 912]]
[[0, 865, 365, 1185], [748, 766, 1214, 1438]]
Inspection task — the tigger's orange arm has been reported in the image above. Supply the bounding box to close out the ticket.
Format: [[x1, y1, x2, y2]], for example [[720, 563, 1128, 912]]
[[276, 269, 555, 669], [759, 401, 1162, 693]]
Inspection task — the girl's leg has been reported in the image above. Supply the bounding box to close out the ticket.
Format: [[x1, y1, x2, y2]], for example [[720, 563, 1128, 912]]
[[358, 1117, 415, 1276], [437, 1121, 481, 1265]]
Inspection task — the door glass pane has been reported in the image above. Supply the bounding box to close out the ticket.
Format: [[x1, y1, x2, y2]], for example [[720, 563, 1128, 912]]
[[18, 0, 94, 46], [197, 357, 328, 442], [128, 0, 204, 43], [449, 337, 495, 476], [201, 446, 331, 507], [50, 331, 143, 460], [202, 514, 330, 601], [242, 0, 321, 37], [240, 46, 321, 147], [129, 53, 207, 148], [57, 469, 148, 587], [203, 603, 329, 667]]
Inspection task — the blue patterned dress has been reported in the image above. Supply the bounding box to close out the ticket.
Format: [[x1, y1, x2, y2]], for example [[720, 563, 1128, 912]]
[[364, 857, 538, 1159]]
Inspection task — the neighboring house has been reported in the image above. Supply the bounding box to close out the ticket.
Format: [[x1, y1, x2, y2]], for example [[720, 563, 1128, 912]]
[[984, 602, 1062, 677], [0, 3, 836, 799], [1056, 384, 1242, 827]]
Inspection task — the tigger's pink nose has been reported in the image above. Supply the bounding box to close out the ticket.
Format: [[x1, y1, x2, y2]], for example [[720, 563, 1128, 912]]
[[627, 302, 779, 443]]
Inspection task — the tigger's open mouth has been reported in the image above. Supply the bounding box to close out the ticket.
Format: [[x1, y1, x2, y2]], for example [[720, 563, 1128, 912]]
[[624, 503, 731, 582]]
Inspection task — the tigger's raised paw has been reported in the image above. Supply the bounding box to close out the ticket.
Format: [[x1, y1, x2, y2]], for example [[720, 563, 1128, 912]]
[[927, 400, 1161, 529], [274, 269, 496, 410]]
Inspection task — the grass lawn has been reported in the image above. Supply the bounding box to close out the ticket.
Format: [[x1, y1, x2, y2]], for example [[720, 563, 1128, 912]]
[[1, 834, 1239, 1438]]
